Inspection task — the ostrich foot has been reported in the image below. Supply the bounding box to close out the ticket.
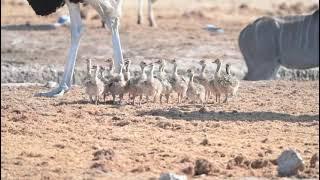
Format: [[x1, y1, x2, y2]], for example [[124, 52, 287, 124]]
[[34, 84, 68, 97]]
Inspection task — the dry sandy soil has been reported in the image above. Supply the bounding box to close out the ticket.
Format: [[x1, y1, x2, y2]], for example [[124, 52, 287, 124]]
[[1, 0, 319, 83], [1, 0, 319, 179], [1, 81, 319, 179], [2, 0, 319, 67]]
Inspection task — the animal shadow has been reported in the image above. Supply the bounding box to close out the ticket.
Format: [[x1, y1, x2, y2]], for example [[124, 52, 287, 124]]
[[138, 107, 319, 122], [1, 24, 57, 31], [54, 99, 121, 107]]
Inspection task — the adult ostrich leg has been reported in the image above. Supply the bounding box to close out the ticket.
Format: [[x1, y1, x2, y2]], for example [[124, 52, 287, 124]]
[[29, 0, 124, 97]]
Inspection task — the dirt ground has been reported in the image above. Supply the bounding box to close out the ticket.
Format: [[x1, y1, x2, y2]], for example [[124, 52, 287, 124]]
[[1, 81, 319, 179], [2, 0, 318, 67], [1, 0, 319, 179]]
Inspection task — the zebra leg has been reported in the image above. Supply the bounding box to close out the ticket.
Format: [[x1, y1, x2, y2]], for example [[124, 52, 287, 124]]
[[223, 93, 228, 103], [137, 0, 143, 24], [95, 95, 98, 105], [147, 0, 157, 27], [165, 94, 170, 104]]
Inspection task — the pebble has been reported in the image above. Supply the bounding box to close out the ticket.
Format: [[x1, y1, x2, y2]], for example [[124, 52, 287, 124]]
[[159, 172, 187, 180], [277, 149, 304, 177]]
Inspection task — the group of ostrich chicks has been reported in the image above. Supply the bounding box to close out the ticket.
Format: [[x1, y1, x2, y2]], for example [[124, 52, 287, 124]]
[[84, 58, 240, 106]]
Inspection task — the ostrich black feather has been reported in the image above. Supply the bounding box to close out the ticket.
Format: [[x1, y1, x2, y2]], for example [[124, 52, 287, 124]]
[[26, 0, 65, 16]]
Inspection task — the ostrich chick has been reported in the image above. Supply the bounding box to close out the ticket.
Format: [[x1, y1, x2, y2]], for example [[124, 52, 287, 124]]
[[186, 69, 206, 105], [125, 61, 148, 105], [107, 63, 127, 104], [141, 63, 163, 103], [156, 59, 173, 104], [224, 63, 240, 98], [194, 60, 211, 101], [84, 65, 104, 105], [213, 59, 239, 103], [124, 59, 131, 81], [170, 59, 188, 103]]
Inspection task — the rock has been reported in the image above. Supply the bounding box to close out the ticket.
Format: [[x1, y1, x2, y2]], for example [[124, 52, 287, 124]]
[[159, 172, 187, 180], [157, 121, 172, 129], [54, 15, 71, 27], [250, 159, 269, 169], [131, 165, 151, 173], [114, 121, 130, 127], [200, 138, 210, 146], [180, 157, 192, 163], [310, 153, 319, 168], [92, 149, 115, 161], [194, 159, 212, 175], [278, 2, 288, 10], [44, 81, 58, 88], [181, 165, 194, 176], [277, 149, 305, 177], [203, 24, 224, 34], [182, 10, 206, 19], [265, 149, 273, 155], [90, 162, 108, 173], [269, 159, 278, 165], [261, 138, 268, 143], [239, 3, 249, 9], [199, 107, 208, 113], [243, 160, 251, 167], [234, 155, 245, 165], [226, 155, 249, 169], [231, 110, 238, 113], [112, 116, 121, 120]]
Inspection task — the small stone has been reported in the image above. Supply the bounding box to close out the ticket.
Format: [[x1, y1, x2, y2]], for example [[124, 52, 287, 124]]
[[91, 145, 101, 150], [277, 149, 305, 177], [44, 81, 58, 88], [131, 166, 150, 173], [265, 149, 273, 155], [194, 159, 212, 175], [112, 116, 121, 120], [304, 149, 312, 154], [114, 121, 130, 127], [234, 155, 245, 165], [90, 162, 108, 173], [251, 159, 268, 169], [310, 153, 319, 168], [92, 149, 115, 161], [155, 117, 167, 120], [157, 121, 172, 129], [180, 157, 192, 163], [261, 138, 268, 143], [239, 3, 249, 9], [269, 159, 278, 165], [200, 138, 209, 146], [199, 107, 208, 113], [159, 172, 187, 180], [243, 160, 251, 167], [181, 165, 194, 176], [13, 161, 22, 166]]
